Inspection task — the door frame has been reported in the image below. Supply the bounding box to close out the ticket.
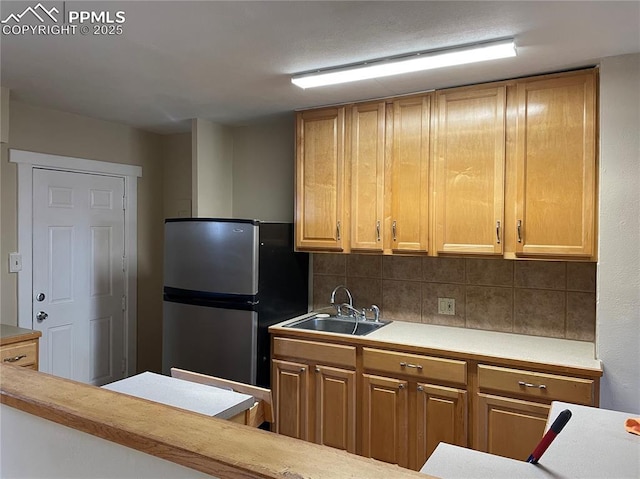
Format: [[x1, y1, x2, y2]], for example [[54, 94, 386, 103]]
[[10, 149, 142, 376]]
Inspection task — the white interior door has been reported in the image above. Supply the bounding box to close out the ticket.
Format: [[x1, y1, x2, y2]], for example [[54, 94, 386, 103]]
[[32, 168, 126, 385]]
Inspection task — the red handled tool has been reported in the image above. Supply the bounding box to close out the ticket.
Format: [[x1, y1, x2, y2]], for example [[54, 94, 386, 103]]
[[527, 409, 572, 464]]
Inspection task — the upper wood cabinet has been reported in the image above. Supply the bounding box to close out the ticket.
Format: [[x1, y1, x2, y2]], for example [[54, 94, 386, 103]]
[[433, 85, 507, 255], [389, 95, 432, 253], [295, 107, 346, 251], [514, 70, 597, 258], [349, 102, 386, 251], [293, 68, 598, 260]]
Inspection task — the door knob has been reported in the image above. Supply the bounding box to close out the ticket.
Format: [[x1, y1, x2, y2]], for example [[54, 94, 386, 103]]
[[36, 292, 46, 302], [36, 311, 48, 322]]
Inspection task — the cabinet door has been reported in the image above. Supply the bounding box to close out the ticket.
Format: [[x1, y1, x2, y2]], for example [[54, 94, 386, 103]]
[[273, 359, 309, 440], [350, 102, 385, 251], [434, 86, 506, 254], [389, 95, 431, 252], [514, 71, 597, 257], [416, 384, 468, 468], [295, 107, 346, 251], [315, 365, 356, 453], [362, 374, 409, 467], [477, 393, 550, 461]]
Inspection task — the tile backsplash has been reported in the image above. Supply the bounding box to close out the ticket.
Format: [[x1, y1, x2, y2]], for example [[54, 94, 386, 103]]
[[312, 254, 596, 342]]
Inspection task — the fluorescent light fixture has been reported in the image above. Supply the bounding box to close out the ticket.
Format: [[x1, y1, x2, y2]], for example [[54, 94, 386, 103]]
[[291, 38, 516, 89]]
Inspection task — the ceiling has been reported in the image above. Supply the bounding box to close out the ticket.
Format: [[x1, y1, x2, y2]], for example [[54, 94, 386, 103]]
[[1, 1, 639, 134]]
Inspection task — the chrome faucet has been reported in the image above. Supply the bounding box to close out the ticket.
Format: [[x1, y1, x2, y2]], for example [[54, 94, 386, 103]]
[[329, 285, 353, 314]]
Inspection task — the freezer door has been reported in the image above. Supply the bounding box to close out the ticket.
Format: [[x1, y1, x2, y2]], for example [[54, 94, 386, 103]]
[[162, 301, 258, 384], [164, 220, 259, 296]]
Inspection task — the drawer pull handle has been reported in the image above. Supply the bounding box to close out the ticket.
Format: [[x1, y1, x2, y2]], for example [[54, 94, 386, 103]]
[[518, 380, 547, 390], [3, 354, 27, 363], [399, 362, 423, 370], [517, 220, 523, 243]]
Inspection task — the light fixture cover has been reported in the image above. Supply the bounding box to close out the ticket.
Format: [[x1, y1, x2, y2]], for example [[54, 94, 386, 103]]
[[291, 38, 516, 89]]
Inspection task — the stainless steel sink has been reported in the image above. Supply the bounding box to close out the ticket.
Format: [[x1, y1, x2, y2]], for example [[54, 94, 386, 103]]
[[284, 313, 390, 336]]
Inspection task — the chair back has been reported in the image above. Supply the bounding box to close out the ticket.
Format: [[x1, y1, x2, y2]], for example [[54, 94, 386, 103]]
[[170, 368, 273, 426]]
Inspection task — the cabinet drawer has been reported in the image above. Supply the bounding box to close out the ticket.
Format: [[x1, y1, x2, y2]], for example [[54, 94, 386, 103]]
[[478, 365, 594, 405], [0, 341, 37, 368], [273, 337, 356, 368], [363, 348, 466, 385]]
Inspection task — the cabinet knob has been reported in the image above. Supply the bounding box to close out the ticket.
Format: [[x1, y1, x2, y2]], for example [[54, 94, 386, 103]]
[[315, 367, 320, 373], [300, 367, 305, 372], [417, 385, 424, 392], [398, 383, 405, 390]]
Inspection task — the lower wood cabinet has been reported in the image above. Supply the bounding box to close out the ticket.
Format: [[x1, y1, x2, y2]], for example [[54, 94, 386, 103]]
[[361, 375, 468, 470], [315, 365, 356, 451], [271, 333, 600, 471], [362, 374, 409, 467], [361, 348, 468, 470], [272, 338, 356, 453], [273, 359, 309, 440], [475, 363, 597, 461], [476, 393, 550, 461], [0, 331, 41, 371], [417, 383, 468, 466]]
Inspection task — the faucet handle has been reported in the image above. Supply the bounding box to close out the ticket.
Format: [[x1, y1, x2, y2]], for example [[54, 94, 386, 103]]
[[362, 304, 381, 322]]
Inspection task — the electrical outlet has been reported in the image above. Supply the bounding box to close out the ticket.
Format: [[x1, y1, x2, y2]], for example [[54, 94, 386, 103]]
[[437, 297, 455, 315]]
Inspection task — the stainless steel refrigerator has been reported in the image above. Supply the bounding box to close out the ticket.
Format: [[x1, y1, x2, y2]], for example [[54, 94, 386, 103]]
[[162, 218, 308, 387]]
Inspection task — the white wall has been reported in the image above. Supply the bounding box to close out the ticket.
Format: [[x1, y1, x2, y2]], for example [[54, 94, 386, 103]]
[[232, 114, 295, 222], [1, 100, 165, 372], [163, 132, 192, 218], [597, 53, 640, 412], [191, 119, 233, 217], [0, 405, 216, 479], [0, 87, 8, 143]]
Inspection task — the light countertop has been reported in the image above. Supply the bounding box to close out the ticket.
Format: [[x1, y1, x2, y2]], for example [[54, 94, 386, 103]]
[[270, 314, 602, 374], [421, 401, 640, 478], [0, 324, 41, 346], [367, 321, 601, 372], [102, 371, 255, 420]]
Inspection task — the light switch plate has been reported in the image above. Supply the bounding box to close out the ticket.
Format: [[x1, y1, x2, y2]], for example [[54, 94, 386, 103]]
[[438, 297, 455, 315], [9, 252, 22, 273]]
